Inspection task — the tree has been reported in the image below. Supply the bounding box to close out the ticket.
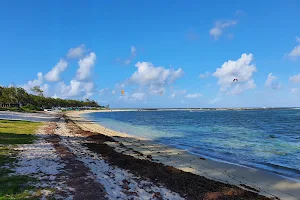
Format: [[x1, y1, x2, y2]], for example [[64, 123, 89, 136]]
[[1, 86, 102, 110], [31, 86, 44, 97]]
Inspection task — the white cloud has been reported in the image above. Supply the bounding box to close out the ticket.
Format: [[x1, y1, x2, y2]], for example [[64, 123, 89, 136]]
[[83, 92, 93, 100], [59, 80, 81, 97], [210, 97, 221, 104], [185, 93, 202, 98], [170, 89, 187, 98], [287, 45, 300, 58], [40, 84, 50, 96], [199, 71, 211, 79], [289, 74, 300, 84], [210, 20, 237, 40], [44, 59, 68, 82], [227, 80, 256, 95], [264, 73, 282, 89], [22, 72, 43, 91], [22, 72, 51, 96], [213, 53, 257, 95], [76, 52, 97, 81], [265, 73, 277, 87], [84, 82, 94, 93], [112, 90, 116, 95], [296, 36, 300, 43], [58, 80, 94, 98], [148, 85, 166, 95], [52, 94, 59, 99], [130, 62, 183, 86], [67, 44, 86, 59]]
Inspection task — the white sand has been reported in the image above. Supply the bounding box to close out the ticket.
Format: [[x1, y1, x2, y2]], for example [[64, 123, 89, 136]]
[[67, 110, 300, 200], [13, 126, 71, 199], [56, 118, 184, 200]]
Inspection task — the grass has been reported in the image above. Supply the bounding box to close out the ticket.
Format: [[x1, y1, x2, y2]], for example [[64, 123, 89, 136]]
[[0, 119, 42, 199]]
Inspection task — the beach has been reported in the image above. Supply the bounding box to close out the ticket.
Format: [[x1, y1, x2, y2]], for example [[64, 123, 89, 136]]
[[66, 110, 300, 200], [1, 110, 299, 199]]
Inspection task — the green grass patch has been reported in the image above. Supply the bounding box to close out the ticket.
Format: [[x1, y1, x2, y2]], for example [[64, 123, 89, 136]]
[[0, 120, 42, 135], [0, 119, 42, 199], [0, 120, 42, 144]]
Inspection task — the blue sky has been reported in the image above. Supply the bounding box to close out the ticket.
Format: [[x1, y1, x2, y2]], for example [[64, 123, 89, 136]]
[[1, 0, 300, 108]]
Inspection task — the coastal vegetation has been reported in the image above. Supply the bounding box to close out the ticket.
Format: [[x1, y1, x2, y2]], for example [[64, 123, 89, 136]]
[[0, 119, 42, 199], [0, 86, 105, 112]]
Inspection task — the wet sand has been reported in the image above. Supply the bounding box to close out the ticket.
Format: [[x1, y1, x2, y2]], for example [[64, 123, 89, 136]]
[[66, 110, 300, 200]]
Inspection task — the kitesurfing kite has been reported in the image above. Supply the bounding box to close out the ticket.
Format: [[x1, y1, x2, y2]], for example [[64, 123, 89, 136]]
[[233, 78, 238, 82], [121, 90, 125, 95]]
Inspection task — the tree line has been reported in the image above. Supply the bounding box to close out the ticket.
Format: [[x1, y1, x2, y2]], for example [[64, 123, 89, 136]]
[[0, 86, 104, 110]]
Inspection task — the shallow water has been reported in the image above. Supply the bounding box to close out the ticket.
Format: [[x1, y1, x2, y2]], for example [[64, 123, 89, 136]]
[[84, 109, 300, 180]]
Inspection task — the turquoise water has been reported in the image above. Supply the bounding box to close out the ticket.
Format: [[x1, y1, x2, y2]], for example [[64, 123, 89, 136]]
[[83, 109, 300, 180]]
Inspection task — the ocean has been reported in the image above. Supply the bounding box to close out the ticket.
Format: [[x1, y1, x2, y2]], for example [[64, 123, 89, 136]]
[[83, 109, 300, 181]]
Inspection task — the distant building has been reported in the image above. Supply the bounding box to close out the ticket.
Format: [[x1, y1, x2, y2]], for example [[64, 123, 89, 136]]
[[0, 103, 20, 108]]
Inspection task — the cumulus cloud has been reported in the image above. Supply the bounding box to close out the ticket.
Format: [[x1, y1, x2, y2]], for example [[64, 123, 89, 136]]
[[130, 62, 183, 86], [170, 89, 187, 98], [57, 80, 95, 99], [59, 80, 81, 97], [84, 82, 94, 93], [213, 53, 257, 95], [199, 71, 211, 79], [264, 73, 282, 89], [287, 45, 300, 58], [76, 52, 97, 81], [210, 20, 237, 40], [22, 73, 51, 96], [44, 59, 68, 82], [67, 44, 86, 59], [22, 72, 44, 91], [185, 93, 202, 98], [289, 74, 300, 84]]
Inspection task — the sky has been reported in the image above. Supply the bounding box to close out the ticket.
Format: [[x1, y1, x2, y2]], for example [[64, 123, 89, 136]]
[[1, 0, 300, 108]]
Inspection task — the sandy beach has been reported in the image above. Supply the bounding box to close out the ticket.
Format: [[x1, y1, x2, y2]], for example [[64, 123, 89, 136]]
[[1, 110, 299, 199], [66, 110, 300, 200]]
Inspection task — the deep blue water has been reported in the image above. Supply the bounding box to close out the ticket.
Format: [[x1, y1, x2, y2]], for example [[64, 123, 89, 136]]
[[84, 109, 300, 180]]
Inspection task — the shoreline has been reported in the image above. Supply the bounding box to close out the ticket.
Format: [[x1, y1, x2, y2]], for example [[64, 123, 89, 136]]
[[77, 110, 300, 182], [66, 110, 300, 200]]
